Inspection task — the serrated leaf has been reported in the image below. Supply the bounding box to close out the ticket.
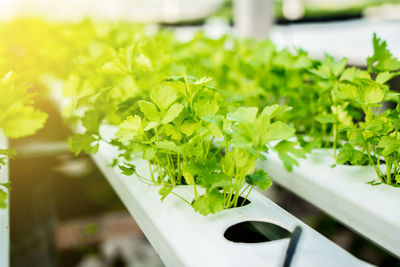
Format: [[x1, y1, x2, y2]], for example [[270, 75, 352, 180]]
[[118, 162, 136, 175], [245, 169, 272, 190], [116, 115, 142, 143], [192, 189, 224, 215], [274, 141, 306, 171], [378, 136, 400, 156], [1, 104, 47, 138], [159, 186, 173, 201], [367, 33, 400, 72], [336, 143, 368, 165], [68, 134, 99, 156]]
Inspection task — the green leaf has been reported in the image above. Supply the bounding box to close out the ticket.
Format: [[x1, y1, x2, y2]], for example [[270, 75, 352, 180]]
[[179, 121, 198, 136], [335, 79, 384, 105], [378, 136, 400, 156], [159, 186, 173, 201], [367, 33, 400, 72], [192, 189, 224, 215], [274, 141, 306, 171], [82, 111, 102, 134], [0, 149, 16, 158], [116, 115, 143, 143], [0, 188, 7, 209], [162, 103, 184, 124], [194, 99, 219, 117], [118, 162, 136, 175], [245, 169, 272, 190], [263, 122, 295, 143], [151, 84, 177, 111], [336, 143, 368, 165], [163, 124, 182, 141], [375, 71, 400, 84], [67, 134, 99, 156], [138, 100, 160, 121], [0, 182, 11, 191], [227, 107, 258, 123], [1, 105, 47, 138], [260, 104, 291, 120], [366, 180, 382, 186]]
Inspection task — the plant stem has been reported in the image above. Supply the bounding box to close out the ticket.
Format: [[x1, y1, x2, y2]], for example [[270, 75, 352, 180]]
[[148, 161, 157, 184], [333, 123, 337, 160], [386, 157, 392, 185], [193, 184, 199, 200], [241, 185, 253, 207], [171, 191, 191, 206]]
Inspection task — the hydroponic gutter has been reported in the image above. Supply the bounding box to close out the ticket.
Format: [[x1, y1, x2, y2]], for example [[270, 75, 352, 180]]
[[0, 131, 9, 267], [90, 126, 372, 267], [259, 149, 400, 258]]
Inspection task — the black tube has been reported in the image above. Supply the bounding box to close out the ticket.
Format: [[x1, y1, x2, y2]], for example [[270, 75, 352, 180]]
[[283, 226, 303, 267]]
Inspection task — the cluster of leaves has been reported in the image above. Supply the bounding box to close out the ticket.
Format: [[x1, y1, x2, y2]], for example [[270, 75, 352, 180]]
[[335, 34, 400, 185], [112, 76, 302, 214]]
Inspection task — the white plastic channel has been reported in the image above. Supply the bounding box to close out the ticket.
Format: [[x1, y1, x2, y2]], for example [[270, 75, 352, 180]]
[[91, 126, 372, 267], [0, 131, 9, 267], [259, 149, 400, 258]]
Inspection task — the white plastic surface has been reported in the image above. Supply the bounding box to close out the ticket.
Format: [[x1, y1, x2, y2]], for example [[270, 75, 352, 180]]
[[0, 131, 9, 267], [270, 19, 400, 66], [260, 149, 400, 258], [90, 126, 372, 267]]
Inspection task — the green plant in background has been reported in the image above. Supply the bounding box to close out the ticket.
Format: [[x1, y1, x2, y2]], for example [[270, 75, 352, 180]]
[[1, 18, 399, 213], [336, 34, 400, 185], [0, 71, 48, 208]]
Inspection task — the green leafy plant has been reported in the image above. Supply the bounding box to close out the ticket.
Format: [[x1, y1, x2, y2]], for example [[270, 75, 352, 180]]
[[335, 34, 400, 185], [110, 76, 301, 214]]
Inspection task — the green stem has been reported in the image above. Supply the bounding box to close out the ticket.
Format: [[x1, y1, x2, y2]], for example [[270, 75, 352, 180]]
[[148, 161, 156, 184], [177, 154, 181, 184], [171, 191, 191, 206], [241, 185, 253, 207], [333, 123, 338, 160], [193, 184, 199, 200], [386, 157, 392, 185], [365, 144, 384, 182], [204, 136, 214, 159]]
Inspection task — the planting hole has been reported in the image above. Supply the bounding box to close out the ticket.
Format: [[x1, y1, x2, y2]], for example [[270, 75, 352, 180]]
[[224, 221, 292, 243], [228, 195, 251, 207]]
